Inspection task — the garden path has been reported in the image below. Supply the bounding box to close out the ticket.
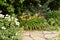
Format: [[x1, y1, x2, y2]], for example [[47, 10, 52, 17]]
[[22, 31, 60, 40]]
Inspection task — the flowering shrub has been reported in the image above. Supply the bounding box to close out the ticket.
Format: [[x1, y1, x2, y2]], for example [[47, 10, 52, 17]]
[[0, 14, 21, 40]]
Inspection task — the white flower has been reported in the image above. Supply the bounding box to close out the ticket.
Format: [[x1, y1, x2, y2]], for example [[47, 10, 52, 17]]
[[5, 16, 10, 18], [5, 16, 10, 19], [0, 10, 2, 13], [15, 22, 20, 26], [6, 14, 9, 17], [14, 18, 19, 26], [15, 18, 18, 21], [1, 26, 6, 30], [0, 14, 4, 18], [8, 15, 10, 18], [5, 14, 10, 19], [14, 18, 18, 23], [5, 17, 8, 19]]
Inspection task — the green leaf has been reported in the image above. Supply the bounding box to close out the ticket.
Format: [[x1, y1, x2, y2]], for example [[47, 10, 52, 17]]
[[19, 0, 24, 3]]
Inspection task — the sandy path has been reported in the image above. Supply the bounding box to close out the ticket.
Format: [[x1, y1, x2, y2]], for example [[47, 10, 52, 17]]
[[22, 31, 60, 40]]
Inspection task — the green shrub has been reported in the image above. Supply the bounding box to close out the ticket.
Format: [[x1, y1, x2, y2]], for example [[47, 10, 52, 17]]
[[0, 14, 22, 40], [20, 17, 49, 30], [20, 16, 60, 30], [45, 10, 60, 20], [44, 18, 60, 31]]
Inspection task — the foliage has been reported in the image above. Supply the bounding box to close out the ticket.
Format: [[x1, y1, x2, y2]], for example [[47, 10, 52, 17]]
[[20, 17, 47, 30], [20, 10, 60, 30], [45, 10, 60, 20], [48, 0, 60, 10], [0, 0, 60, 31], [0, 0, 60, 16], [0, 14, 22, 40]]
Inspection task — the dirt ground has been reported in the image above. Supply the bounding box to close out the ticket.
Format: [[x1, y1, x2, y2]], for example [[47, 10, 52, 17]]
[[22, 31, 60, 40]]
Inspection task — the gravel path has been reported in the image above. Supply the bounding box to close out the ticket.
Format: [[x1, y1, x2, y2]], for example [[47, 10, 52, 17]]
[[22, 31, 60, 40]]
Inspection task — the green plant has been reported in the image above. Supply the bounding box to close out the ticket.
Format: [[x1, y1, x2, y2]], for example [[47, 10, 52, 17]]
[[45, 10, 60, 20], [0, 14, 22, 40], [20, 16, 60, 30], [20, 17, 49, 30]]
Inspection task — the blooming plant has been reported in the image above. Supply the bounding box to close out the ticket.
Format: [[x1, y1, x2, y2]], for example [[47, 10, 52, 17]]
[[0, 14, 21, 40]]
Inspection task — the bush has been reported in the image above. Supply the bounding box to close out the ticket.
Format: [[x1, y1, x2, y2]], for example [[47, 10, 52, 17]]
[[20, 15, 60, 30], [45, 10, 60, 20], [0, 14, 22, 40], [20, 16, 49, 30]]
